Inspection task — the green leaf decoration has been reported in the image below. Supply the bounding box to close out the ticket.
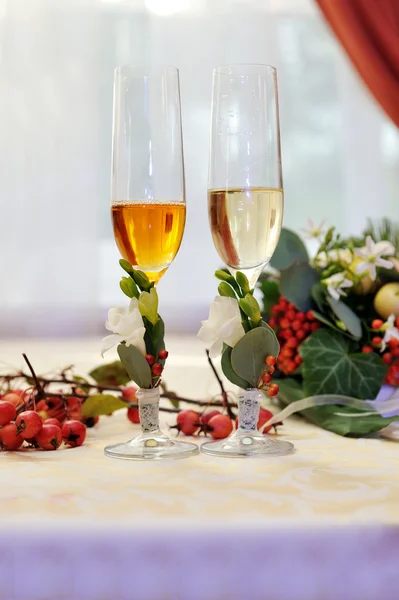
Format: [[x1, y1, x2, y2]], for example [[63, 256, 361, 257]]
[[299, 329, 387, 399], [138, 288, 159, 325], [89, 361, 130, 386], [236, 271, 250, 295], [258, 279, 280, 318], [73, 376, 91, 394], [221, 346, 250, 389], [277, 378, 398, 437], [270, 228, 309, 270], [280, 261, 319, 311], [218, 281, 237, 299], [311, 310, 349, 335], [310, 283, 325, 312], [120, 276, 139, 299], [153, 317, 166, 356], [130, 270, 151, 292], [215, 269, 241, 296], [119, 259, 133, 274], [117, 344, 152, 389], [231, 326, 279, 387], [326, 296, 362, 339], [239, 294, 261, 323], [82, 394, 127, 418]]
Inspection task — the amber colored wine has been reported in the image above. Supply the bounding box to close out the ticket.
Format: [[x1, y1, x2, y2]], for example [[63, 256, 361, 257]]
[[112, 202, 186, 283], [208, 187, 283, 281]]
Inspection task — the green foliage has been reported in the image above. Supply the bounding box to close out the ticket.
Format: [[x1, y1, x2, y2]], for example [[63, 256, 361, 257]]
[[120, 276, 139, 299], [326, 297, 362, 339], [214, 269, 241, 296], [230, 326, 279, 387], [117, 344, 152, 389], [130, 270, 152, 292], [258, 279, 280, 318], [218, 282, 237, 298], [239, 294, 261, 324], [89, 361, 130, 386], [221, 346, 250, 389], [279, 261, 319, 311], [270, 228, 309, 270], [299, 329, 387, 399], [138, 288, 159, 325], [277, 378, 398, 437], [236, 271, 250, 295], [82, 394, 127, 418], [364, 217, 399, 251]]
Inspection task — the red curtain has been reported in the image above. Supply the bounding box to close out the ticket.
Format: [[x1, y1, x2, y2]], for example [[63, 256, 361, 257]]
[[315, 0, 399, 127]]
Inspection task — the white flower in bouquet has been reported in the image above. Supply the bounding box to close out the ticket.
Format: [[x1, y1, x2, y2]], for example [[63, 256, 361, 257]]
[[198, 296, 245, 358], [323, 272, 353, 301], [314, 248, 353, 268], [381, 314, 399, 352], [354, 235, 394, 281], [101, 298, 146, 356], [301, 218, 326, 240]]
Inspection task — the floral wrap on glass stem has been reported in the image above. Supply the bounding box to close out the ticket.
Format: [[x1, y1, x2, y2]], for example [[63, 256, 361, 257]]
[[102, 260, 169, 389], [198, 269, 280, 398], [257, 218, 399, 436]]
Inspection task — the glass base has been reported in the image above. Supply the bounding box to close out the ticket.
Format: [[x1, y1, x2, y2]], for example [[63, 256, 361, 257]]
[[104, 430, 199, 461], [200, 428, 294, 458]]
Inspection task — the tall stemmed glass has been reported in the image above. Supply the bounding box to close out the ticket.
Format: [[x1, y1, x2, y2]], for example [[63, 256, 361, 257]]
[[105, 65, 198, 460], [202, 64, 293, 458]]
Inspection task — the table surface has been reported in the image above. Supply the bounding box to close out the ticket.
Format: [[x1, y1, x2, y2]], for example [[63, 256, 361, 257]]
[[1, 337, 399, 600]]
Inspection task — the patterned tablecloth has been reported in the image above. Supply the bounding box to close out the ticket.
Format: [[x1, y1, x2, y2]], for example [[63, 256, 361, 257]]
[[0, 338, 398, 600]]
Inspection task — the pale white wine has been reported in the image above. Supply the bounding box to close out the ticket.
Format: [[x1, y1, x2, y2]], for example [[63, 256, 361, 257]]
[[208, 187, 283, 274]]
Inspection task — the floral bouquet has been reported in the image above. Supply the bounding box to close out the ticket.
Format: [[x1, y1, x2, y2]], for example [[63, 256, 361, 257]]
[[258, 219, 399, 436]]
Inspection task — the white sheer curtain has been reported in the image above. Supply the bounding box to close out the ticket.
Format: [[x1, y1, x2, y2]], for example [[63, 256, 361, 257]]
[[1, 0, 398, 337]]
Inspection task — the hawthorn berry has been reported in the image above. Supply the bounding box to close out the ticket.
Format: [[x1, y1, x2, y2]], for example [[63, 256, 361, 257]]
[[145, 354, 155, 366], [371, 336, 383, 347], [382, 352, 393, 365], [151, 363, 163, 376], [127, 406, 140, 424], [176, 410, 201, 436], [44, 418, 62, 428], [265, 355, 276, 367], [267, 366, 275, 375], [62, 420, 86, 448], [257, 407, 274, 434], [1, 392, 23, 408], [267, 383, 279, 397], [158, 349, 169, 360], [208, 414, 233, 439], [361, 346, 373, 353], [82, 416, 99, 428], [0, 423, 24, 451], [122, 386, 137, 401], [200, 410, 221, 426], [0, 401, 16, 426], [372, 319, 384, 330], [16, 410, 43, 439], [262, 372, 272, 385], [35, 424, 62, 451]]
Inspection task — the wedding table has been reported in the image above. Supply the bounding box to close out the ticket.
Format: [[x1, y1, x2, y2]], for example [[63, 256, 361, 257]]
[[1, 338, 398, 600]]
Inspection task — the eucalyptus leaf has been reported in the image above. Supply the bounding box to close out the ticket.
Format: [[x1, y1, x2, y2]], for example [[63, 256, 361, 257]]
[[277, 379, 398, 437], [280, 261, 319, 311], [117, 344, 152, 389], [300, 329, 387, 399], [231, 326, 279, 387], [270, 228, 308, 270], [326, 296, 362, 339], [82, 394, 127, 418], [89, 361, 130, 386], [221, 346, 250, 389]]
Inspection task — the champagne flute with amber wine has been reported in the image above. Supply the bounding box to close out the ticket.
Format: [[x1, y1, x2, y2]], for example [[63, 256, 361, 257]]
[[201, 64, 294, 458], [105, 65, 198, 460]]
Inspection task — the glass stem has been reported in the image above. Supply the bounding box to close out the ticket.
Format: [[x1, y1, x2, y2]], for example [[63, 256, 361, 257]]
[[238, 388, 262, 430], [136, 388, 161, 434]]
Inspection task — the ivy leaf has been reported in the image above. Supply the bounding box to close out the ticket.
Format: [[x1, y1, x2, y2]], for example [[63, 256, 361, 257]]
[[326, 296, 362, 339], [299, 329, 387, 399], [280, 261, 319, 311], [117, 344, 152, 389], [231, 326, 279, 387], [270, 228, 308, 270], [221, 346, 250, 389], [89, 361, 130, 386], [277, 378, 399, 437], [82, 394, 127, 418]]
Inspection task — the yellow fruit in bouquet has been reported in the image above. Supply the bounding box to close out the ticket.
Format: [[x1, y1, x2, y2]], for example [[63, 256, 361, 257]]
[[374, 283, 399, 319]]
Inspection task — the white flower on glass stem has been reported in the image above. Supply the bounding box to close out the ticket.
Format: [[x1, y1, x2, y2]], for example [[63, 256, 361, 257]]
[[101, 298, 146, 357], [323, 272, 353, 301], [354, 235, 394, 281], [381, 314, 399, 352], [198, 296, 245, 358], [301, 218, 326, 240]]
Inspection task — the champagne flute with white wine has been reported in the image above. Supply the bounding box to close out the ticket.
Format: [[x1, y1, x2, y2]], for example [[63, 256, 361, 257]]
[[208, 64, 283, 288]]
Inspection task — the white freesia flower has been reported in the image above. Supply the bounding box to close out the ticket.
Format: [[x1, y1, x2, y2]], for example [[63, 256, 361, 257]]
[[198, 296, 245, 358], [314, 248, 353, 268], [301, 218, 326, 240], [323, 272, 353, 301], [354, 235, 394, 281], [101, 298, 146, 357], [381, 314, 399, 352]]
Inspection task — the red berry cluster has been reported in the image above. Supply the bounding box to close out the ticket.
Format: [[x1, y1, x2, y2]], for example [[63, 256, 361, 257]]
[[362, 319, 399, 386], [145, 349, 168, 378], [0, 396, 86, 452], [258, 355, 279, 397], [268, 296, 320, 375]]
